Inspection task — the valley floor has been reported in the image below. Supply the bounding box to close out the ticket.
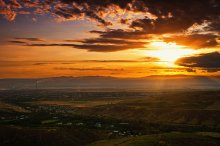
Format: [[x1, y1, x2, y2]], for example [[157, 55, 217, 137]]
[[1, 89, 220, 145]]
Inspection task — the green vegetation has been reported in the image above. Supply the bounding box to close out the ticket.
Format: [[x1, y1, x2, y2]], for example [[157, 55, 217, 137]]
[[89, 132, 220, 146], [1, 89, 220, 145]]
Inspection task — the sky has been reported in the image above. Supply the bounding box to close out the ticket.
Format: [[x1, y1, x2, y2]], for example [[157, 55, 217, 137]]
[[0, 0, 220, 78]]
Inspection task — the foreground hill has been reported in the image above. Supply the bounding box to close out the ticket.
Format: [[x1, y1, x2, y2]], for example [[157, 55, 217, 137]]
[[1, 75, 220, 90], [89, 132, 220, 146], [1, 89, 220, 145], [0, 126, 104, 146]]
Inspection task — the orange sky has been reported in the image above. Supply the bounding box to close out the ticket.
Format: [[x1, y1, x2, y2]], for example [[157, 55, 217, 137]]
[[0, 0, 220, 78]]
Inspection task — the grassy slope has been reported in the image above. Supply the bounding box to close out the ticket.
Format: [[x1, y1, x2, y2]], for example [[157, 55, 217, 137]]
[[75, 91, 220, 127], [89, 132, 220, 146], [0, 126, 106, 146]]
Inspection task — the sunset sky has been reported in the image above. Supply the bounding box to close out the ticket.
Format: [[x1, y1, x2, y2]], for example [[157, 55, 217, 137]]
[[0, 0, 220, 78]]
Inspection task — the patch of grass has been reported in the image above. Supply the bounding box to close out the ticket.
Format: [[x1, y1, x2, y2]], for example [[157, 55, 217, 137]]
[[89, 132, 220, 146], [41, 119, 58, 124], [0, 101, 29, 113]]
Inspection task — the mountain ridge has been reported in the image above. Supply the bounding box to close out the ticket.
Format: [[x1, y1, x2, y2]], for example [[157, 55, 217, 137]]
[[1, 75, 220, 90]]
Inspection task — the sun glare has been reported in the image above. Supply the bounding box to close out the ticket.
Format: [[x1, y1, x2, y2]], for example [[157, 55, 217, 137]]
[[148, 41, 195, 63]]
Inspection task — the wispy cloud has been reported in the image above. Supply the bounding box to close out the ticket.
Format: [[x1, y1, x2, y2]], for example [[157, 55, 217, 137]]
[[54, 67, 124, 71]]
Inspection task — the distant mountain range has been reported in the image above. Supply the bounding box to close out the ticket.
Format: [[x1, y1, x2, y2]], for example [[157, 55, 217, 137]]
[[1, 75, 220, 90]]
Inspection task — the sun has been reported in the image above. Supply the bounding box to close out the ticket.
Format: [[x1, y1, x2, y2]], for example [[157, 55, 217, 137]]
[[147, 41, 195, 63]]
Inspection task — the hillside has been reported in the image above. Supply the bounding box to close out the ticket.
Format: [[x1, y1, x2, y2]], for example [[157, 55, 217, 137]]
[[89, 132, 220, 146], [0, 75, 220, 90]]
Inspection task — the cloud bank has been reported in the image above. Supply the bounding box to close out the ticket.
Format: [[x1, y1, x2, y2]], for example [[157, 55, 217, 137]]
[[1, 0, 220, 52], [176, 52, 220, 72]]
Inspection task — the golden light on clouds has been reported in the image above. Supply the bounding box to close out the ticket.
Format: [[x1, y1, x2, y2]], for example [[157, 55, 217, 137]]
[[147, 41, 196, 64], [1, 0, 220, 78]]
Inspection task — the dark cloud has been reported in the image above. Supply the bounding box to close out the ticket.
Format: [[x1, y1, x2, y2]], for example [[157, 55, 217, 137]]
[[75, 37, 148, 51], [185, 68, 196, 73], [8, 37, 44, 45], [79, 38, 135, 44], [27, 32, 148, 52], [209, 19, 220, 32], [130, 16, 199, 34], [71, 43, 145, 52], [8, 40, 26, 44], [72, 43, 146, 52], [27, 43, 74, 47], [14, 38, 44, 42], [27, 41, 146, 52], [0, 0, 220, 29], [1, 0, 220, 51], [176, 52, 220, 71], [33, 63, 52, 66], [53, 3, 112, 26], [163, 34, 219, 49], [137, 0, 220, 31], [90, 29, 149, 40]]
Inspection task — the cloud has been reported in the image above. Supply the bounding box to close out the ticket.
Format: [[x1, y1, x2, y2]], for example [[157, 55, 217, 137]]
[[209, 19, 220, 32], [0, 6, 16, 21], [142, 57, 160, 62], [176, 52, 220, 71], [0, 0, 22, 21], [163, 34, 219, 49], [79, 60, 146, 63], [2, 59, 157, 67], [69, 29, 149, 52], [8, 0, 21, 8], [26, 32, 149, 52], [8, 40, 26, 44], [78, 38, 136, 44], [17, 10, 30, 15], [185, 68, 196, 73], [74, 37, 148, 51], [54, 67, 124, 71], [1, 0, 220, 52], [14, 37, 44, 42], [27, 41, 146, 52], [72, 43, 146, 52], [120, 18, 130, 25], [8, 38, 44, 44], [1, 1, 220, 29], [90, 29, 149, 39], [0, 0, 219, 29], [130, 17, 195, 34]]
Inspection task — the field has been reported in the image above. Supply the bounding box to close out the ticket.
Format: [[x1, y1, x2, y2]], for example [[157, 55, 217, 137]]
[[1, 89, 220, 145], [89, 132, 220, 146]]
